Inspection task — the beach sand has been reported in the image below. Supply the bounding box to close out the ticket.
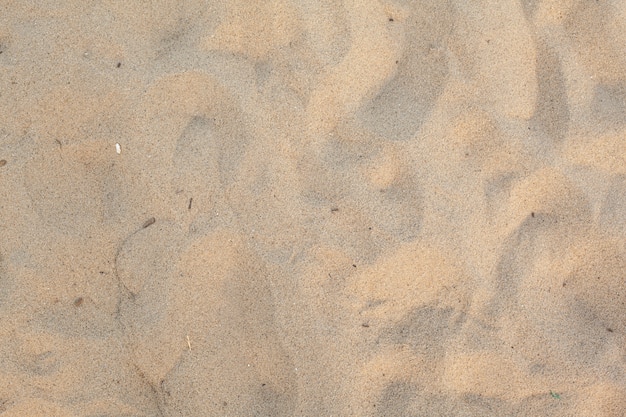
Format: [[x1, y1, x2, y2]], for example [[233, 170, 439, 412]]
[[1, 1, 625, 415]]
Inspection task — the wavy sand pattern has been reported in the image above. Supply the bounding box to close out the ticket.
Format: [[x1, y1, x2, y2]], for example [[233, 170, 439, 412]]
[[1, 1, 625, 415]]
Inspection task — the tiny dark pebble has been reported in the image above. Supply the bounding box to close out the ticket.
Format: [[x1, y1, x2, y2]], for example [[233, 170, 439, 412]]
[[389, 17, 394, 21], [352, 264, 357, 268], [142, 217, 156, 228], [74, 297, 84, 307], [607, 328, 614, 333], [531, 212, 535, 217], [331, 207, 339, 212], [0, 159, 6, 167], [117, 62, 121, 68], [362, 323, 370, 328]]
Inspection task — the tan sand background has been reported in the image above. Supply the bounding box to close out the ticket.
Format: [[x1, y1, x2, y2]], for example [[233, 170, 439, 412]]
[[1, 0, 626, 415]]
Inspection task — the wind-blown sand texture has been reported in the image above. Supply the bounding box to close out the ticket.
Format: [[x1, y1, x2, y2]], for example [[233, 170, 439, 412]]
[[1, 1, 625, 416]]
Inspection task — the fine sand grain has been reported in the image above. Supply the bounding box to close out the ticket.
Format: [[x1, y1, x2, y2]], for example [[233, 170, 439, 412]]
[[1, 1, 625, 416]]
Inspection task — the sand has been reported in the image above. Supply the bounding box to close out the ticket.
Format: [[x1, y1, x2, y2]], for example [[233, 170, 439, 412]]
[[1, 1, 625, 416]]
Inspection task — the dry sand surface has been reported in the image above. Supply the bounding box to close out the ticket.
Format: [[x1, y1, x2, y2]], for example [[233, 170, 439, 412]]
[[1, 1, 626, 416]]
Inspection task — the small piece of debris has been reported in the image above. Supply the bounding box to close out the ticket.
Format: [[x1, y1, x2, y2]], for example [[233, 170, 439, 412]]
[[331, 207, 339, 212], [115, 143, 121, 154], [188, 198, 193, 210], [550, 391, 561, 400], [362, 323, 370, 328], [117, 62, 121, 68], [73, 297, 84, 307], [0, 159, 6, 167], [142, 217, 156, 228]]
